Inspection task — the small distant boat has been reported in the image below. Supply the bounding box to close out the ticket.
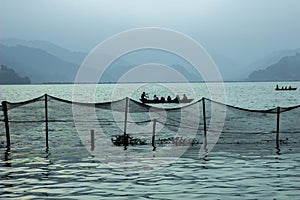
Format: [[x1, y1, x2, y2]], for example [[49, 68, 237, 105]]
[[275, 85, 297, 91], [140, 98, 194, 104]]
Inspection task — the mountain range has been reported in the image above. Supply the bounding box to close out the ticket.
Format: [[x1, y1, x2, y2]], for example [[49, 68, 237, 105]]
[[1, 38, 300, 83], [248, 53, 300, 81], [0, 38, 86, 65], [0, 39, 205, 83], [0, 43, 80, 83], [0, 65, 31, 84]]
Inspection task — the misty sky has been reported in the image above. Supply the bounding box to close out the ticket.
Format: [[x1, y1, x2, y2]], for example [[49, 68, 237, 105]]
[[1, 0, 300, 67]]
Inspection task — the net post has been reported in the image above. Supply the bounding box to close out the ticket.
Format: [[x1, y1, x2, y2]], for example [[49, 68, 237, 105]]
[[276, 106, 280, 147], [202, 97, 207, 148], [123, 97, 129, 149], [91, 129, 95, 151], [2, 101, 10, 148], [152, 119, 157, 151], [45, 94, 49, 149]]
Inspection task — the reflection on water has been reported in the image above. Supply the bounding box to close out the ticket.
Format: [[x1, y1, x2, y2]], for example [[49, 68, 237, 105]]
[[1, 142, 300, 199], [1, 83, 300, 199]]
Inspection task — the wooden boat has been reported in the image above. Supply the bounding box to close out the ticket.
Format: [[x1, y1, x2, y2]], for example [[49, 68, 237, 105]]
[[140, 98, 194, 104], [275, 87, 297, 91]]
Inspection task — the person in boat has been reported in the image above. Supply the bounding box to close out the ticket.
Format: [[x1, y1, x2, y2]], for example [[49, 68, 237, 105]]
[[141, 92, 148, 100], [174, 95, 180, 103], [153, 94, 159, 101], [167, 96, 172, 103], [182, 94, 188, 101], [160, 96, 165, 102], [276, 85, 279, 90], [289, 86, 292, 89]]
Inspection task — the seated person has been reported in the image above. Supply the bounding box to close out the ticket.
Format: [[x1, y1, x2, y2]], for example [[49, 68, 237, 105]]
[[182, 94, 188, 101], [160, 96, 165, 102], [173, 95, 180, 103], [153, 95, 159, 101], [167, 96, 172, 102], [141, 92, 148, 100]]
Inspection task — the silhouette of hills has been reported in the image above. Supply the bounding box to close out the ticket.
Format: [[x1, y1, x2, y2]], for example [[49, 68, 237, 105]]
[[2, 38, 300, 83], [0, 65, 31, 84], [248, 53, 300, 81], [0, 43, 79, 83], [244, 48, 300, 79], [0, 38, 86, 65], [0, 40, 204, 83]]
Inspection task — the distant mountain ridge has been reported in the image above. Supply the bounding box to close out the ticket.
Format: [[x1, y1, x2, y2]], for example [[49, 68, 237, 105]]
[[0, 39, 205, 83], [0, 65, 30, 84], [0, 38, 86, 65], [1, 37, 300, 83], [245, 48, 300, 79], [248, 53, 300, 81], [0, 43, 79, 83]]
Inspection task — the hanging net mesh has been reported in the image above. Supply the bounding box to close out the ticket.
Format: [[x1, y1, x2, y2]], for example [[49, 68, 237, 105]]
[[2, 96, 46, 150], [205, 100, 278, 145], [279, 105, 300, 144], [1, 94, 299, 158]]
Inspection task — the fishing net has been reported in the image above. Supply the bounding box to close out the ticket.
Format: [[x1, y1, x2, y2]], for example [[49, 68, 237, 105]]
[[205, 99, 278, 145], [2, 96, 45, 150], [279, 105, 300, 144], [0, 105, 4, 144], [1, 94, 299, 155]]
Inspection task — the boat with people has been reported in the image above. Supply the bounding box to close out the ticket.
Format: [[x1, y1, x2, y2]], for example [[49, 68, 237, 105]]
[[140, 98, 194, 104], [140, 92, 194, 104], [275, 85, 297, 91]]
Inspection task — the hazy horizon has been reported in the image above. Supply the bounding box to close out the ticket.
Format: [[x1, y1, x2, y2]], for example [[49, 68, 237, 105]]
[[1, 0, 300, 81]]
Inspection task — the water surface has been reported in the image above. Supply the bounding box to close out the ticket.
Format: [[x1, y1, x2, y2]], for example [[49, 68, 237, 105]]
[[0, 82, 299, 199]]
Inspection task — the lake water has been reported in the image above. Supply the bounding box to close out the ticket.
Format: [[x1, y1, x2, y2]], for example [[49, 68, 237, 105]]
[[0, 82, 300, 199]]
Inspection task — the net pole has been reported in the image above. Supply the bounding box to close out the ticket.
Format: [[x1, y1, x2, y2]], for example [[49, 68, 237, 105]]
[[123, 97, 129, 149], [45, 94, 49, 149], [276, 107, 280, 147], [202, 97, 207, 148], [152, 119, 157, 151], [91, 129, 95, 151], [2, 101, 10, 148]]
